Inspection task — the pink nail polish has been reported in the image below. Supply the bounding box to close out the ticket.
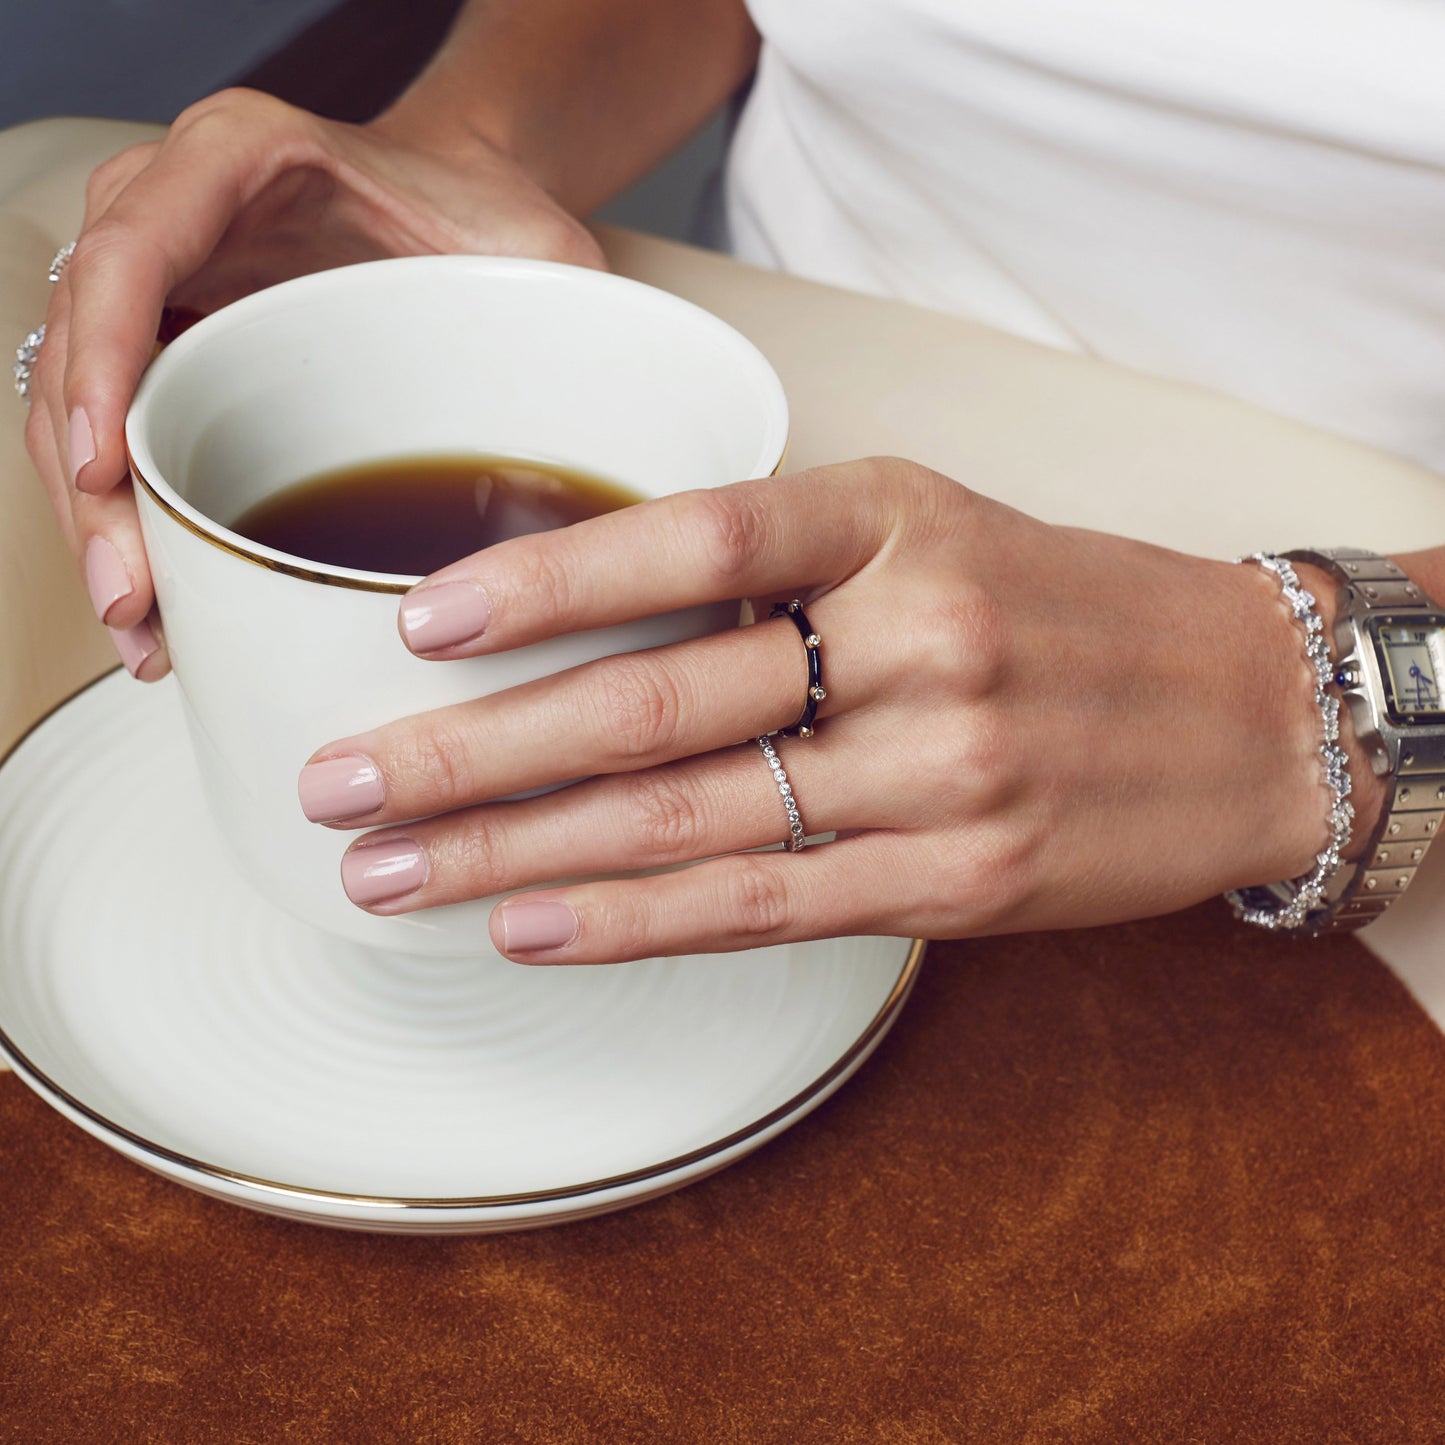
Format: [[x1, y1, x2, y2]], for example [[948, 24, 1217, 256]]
[[297, 755, 385, 823], [68, 408, 96, 486], [500, 900, 579, 954], [399, 581, 492, 653], [342, 838, 428, 906], [111, 619, 159, 679], [84, 535, 133, 624]]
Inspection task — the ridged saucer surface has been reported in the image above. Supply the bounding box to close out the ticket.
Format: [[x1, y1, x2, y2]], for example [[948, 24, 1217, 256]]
[[0, 674, 917, 1231]]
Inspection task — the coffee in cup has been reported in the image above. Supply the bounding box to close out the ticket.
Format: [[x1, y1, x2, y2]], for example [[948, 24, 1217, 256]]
[[126, 255, 788, 958]]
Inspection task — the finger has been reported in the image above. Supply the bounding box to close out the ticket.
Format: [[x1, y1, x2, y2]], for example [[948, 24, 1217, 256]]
[[73, 480, 163, 640], [80, 142, 161, 230], [336, 717, 898, 913], [23, 389, 166, 678], [23, 391, 78, 553], [396, 461, 903, 659], [108, 607, 170, 683], [29, 296, 161, 637], [487, 831, 921, 964], [24, 141, 142, 480], [33, 255, 145, 520], [45, 143, 156, 492], [301, 600, 864, 826], [61, 93, 324, 497], [28, 280, 82, 514]]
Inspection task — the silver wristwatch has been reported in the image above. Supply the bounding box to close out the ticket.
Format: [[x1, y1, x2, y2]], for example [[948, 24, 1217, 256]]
[[1238, 548, 1445, 933]]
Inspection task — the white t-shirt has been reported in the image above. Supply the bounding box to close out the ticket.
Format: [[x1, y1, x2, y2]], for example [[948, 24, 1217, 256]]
[[725, 0, 1445, 473]]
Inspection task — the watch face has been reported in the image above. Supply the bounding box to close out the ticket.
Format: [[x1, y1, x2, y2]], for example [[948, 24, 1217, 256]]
[[1372, 618, 1445, 720]]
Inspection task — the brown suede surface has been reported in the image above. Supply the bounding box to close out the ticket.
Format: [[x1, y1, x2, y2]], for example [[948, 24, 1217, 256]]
[[3, 902, 1444, 1443]]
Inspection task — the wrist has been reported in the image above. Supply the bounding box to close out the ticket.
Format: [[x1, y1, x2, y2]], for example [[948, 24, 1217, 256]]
[[366, 1, 759, 216], [369, 90, 519, 173], [1233, 547, 1445, 934]]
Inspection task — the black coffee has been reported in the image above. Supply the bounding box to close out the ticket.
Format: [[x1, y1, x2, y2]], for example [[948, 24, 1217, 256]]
[[230, 454, 642, 575]]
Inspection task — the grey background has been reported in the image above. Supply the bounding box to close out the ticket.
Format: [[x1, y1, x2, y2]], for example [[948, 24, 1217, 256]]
[[0, 0, 338, 130], [0, 0, 725, 241]]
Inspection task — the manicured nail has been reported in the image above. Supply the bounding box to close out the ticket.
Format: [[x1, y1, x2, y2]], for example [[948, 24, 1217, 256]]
[[499, 900, 579, 955], [68, 408, 96, 487], [341, 837, 428, 907], [399, 581, 491, 653], [84, 535, 133, 624], [297, 755, 385, 823], [110, 619, 160, 679]]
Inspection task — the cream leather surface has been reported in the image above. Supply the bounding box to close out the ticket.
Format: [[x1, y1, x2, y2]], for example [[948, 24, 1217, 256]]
[[3, 118, 1440, 1009]]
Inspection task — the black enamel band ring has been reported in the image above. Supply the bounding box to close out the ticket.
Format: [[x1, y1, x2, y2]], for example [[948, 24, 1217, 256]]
[[771, 599, 824, 739]]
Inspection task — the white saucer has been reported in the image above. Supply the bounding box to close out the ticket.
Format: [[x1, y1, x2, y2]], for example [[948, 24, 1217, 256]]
[[0, 672, 921, 1233]]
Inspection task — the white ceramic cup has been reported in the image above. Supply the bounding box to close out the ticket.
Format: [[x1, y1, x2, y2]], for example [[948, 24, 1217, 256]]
[[127, 255, 789, 957]]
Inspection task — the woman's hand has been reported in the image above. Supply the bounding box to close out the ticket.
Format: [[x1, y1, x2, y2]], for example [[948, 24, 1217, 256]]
[[23, 87, 604, 681], [299, 456, 1380, 961]]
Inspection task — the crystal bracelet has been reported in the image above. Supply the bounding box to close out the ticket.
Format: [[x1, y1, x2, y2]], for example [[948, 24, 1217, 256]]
[[1226, 552, 1355, 931]]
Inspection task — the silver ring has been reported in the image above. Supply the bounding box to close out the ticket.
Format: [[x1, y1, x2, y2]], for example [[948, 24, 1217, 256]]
[[13, 324, 44, 403], [48, 241, 76, 284], [757, 735, 807, 852], [13, 243, 76, 402]]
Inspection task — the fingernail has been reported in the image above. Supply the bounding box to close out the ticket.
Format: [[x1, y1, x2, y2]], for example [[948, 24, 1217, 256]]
[[499, 900, 579, 954], [399, 581, 491, 654], [341, 837, 428, 906], [298, 755, 385, 823], [84, 535, 133, 624], [68, 408, 96, 487], [110, 619, 159, 679]]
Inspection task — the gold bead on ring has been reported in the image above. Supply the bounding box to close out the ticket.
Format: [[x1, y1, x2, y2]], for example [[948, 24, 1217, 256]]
[[771, 598, 824, 738]]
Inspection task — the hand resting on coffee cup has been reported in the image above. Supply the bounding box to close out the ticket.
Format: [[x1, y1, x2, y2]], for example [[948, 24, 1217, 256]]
[[21, 0, 1431, 959], [22, 87, 605, 683], [23, 1, 757, 685], [299, 457, 1393, 963]]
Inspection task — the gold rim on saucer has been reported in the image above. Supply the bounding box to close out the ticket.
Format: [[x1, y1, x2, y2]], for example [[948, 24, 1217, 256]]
[[0, 668, 923, 1215]]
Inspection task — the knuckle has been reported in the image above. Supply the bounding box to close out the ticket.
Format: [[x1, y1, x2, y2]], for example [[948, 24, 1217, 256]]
[[625, 770, 705, 862], [593, 889, 656, 964], [592, 655, 683, 764], [719, 855, 792, 941], [866, 453, 922, 487], [84, 151, 136, 212], [508, 542, 580, 629], [84, 161, 116, 208], [935, 821, 1041, 932], [921, 581, 1009, 698], [170, 89, 316, 165], [931, 710, 1015, 814], [389, 718, 476, 808], [173, 86, 286, 132], [857, 454, 940, 506], [874, 456, 973, 535], [532, 214, 605, 269], [975, 829, 1042, 926], [688, 485, 771, 589], [450, 818, 510, 896]]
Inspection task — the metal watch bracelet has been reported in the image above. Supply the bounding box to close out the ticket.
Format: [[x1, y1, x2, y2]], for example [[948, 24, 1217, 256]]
[[1240, 548, 1445, 933]]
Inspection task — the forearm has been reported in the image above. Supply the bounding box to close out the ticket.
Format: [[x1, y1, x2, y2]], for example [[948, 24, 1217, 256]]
[[375, 0, 760, 215]]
